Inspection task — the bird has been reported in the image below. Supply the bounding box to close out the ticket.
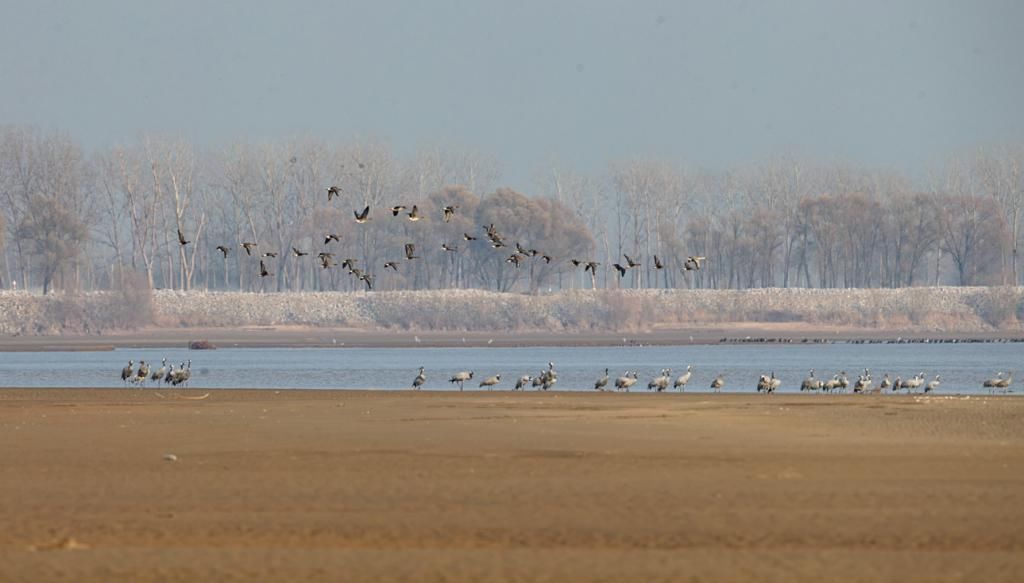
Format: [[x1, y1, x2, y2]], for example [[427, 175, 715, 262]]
[[215, 245, 230, 258], [259, 260, 272, 278], [879, 373, 892, 391], [359, 273, 373, 290], [479, 374, 501, 389], [407, 205, 422, 221], [983, 372, 1003, 390], [540, 362, 557, 390], [405, 243, 419, 260], [710, 374, 725, 392], [241, 242, 258, 256], [594, 368, 609, 391], [390, 205, 408, 216], [612, 263, 627, 277], [442, 205, 458, 222], [584, 261, 600, 274], [354, 205, 371, 223], [515, 375, 532, 390], [177, 229, 190, 246], [623, 254, 641, 269], [994, 371, 1014, 393], [327, 185, 342, 201], [800, 369, 821, 392], [653, 255, 665, 270], [292, 247, 308, 257], [324, 233, 340, 245], [925, 375, 941, 393], [463, 233, 478, 241], [384, 261, 399, 271], [261, 251, 277, 258], [412, 367, 426, 390], [340, 258, 358, 270], [506, 254, 523, 268], [490, 238, 506, 249], [484, 223, 500, 238], [441, 243, 458, 252], [449, 371, 473, 391], [151, 359, 167, 383], [135, 360, 150, 386], [164, 362, 177, 385], [570, 259, 582, 268], [319, 255, 335, 269], [674, 365, 693, 390], [766, 371, 781, 393], [683, 256, 706, 271], [120, 360, 134, 385], [540, 254, 553, 264], [615, 371, 639, 391], [648, 369, 671, 392]]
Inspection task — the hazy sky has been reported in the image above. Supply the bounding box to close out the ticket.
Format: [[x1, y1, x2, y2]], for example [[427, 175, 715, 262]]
[[2, 0, 1022, 189]]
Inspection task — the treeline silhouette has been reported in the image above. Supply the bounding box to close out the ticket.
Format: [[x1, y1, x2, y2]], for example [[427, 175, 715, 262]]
[[0, 125, 1021, 294]]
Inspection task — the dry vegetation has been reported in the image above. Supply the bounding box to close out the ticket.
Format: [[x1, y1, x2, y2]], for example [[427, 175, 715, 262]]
[[1, 287, 1022, 336]]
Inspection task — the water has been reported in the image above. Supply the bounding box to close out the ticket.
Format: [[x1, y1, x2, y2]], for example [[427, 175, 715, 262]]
[[0, 343, 1020, 394]]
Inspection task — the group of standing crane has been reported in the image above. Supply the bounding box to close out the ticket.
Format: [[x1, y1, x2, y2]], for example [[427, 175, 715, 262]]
[[119, 359, 191, 387]]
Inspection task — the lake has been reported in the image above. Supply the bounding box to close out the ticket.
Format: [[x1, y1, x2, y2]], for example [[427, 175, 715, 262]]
[[0, 343, 1020, 394]]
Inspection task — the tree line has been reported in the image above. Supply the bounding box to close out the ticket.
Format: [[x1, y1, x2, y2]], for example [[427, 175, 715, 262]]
[[0, 125, 1021, 294]]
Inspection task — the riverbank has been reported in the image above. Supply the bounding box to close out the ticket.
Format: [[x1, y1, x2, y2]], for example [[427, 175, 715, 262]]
[[1, 390, 1022, 581]]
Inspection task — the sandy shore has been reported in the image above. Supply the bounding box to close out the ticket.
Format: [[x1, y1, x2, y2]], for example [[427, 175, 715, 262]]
[[1, 390, 1022, 581], [1, 322, 1022, 351]]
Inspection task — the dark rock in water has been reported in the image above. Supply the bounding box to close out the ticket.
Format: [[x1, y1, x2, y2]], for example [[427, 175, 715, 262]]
[[188, 340, 217, 350]]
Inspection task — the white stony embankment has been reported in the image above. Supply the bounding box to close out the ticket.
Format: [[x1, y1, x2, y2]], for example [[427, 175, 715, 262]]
[[0, 287, 1020, 335]]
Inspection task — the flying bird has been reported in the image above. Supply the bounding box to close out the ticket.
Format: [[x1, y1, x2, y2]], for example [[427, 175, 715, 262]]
[[327, 185, 342, 201], [324, 233, 340, 245], [261, 251, 277, 258], [441, 243, 458, 252], [292, 247, 308, 257], [215, 245, 230, 258], [354, 205, 371, 223], [259, 260, 272, 278], [442, 205, 459, 222], [684, 256, 706, 271], [390, 205, 407, 216], [506, 254, 523, 268], [654, 255, 665, 270], [463, 233, 478, 241], [612, 263, 627, 277], [177, 229, 190, 246], [405, 243, 419, 260], [584, 261, 600, 273], [623, 254, 641, 269], [407, 205, 422, 221], [340, 258, 358, 271], [241, 242, 258, 256], [359, 273, 373, 290], [384, 261, 399, 271]]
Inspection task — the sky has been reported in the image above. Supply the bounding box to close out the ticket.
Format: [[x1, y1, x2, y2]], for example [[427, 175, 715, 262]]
[[1, 0, 1022, 190]]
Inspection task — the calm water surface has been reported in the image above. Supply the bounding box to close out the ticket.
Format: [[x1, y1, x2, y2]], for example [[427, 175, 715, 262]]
[[0, 344, 1020, 394]]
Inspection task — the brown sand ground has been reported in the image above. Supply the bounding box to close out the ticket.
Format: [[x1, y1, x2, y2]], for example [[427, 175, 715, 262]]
[[1, 389, 1022, 582], [1, 322, 1022, 351]]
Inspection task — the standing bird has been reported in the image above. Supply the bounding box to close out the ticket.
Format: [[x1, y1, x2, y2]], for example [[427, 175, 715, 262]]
[[215, 245, 230, 258], [241, 242, 258, 256], [594, 368, 609, 391], [674, 365, 693, 390], [151, 359, 167, 383], [515, 375, 532, 390], [292, 247, 308, 257], [390, 205, 408, 216], [259, 260, 272, 278], [326, 185, 342, 201], [354, 205, 371, 223], [412, 367, 426, 390], [800, 369, 820, 392], [135, 360, 150, 386], [925, 375, 941, 393], [879, 373, 893, 391], [442, 205, 459, 222], [407, 205, 423, 221], [710, 374, 725, 392], [177, 229, 190, 246], [449, 371, 474, 391], [479, 374, 501, 389], [615, 371, 639, 391], [405, 243, 419, 260], [121, 360, 134, 385], [648, 369, 671, 392]]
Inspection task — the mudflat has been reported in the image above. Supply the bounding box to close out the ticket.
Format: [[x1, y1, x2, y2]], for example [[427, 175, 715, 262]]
[[1, 389, 1022, 582]]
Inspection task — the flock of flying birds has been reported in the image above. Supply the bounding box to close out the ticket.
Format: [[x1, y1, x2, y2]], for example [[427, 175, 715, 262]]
[[172, 185, 707, 290]]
